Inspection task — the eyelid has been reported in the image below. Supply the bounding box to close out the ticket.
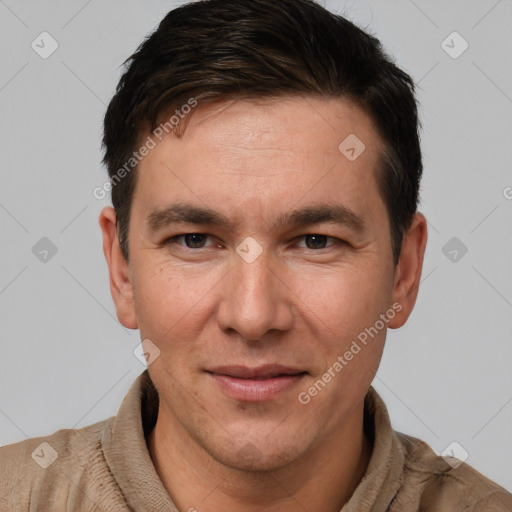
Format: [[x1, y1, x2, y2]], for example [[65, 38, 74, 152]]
[[294, 234, 343, 249], [164, 233, 218, 248], [163, 233, 346, 250]]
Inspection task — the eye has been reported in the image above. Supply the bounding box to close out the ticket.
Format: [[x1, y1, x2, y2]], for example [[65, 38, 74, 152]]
[[166, 233, 214, 249], [296, 234, 341, 249]]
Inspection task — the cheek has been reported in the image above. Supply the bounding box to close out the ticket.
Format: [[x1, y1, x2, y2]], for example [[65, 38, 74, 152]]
[[130, 255, 239, 364], [292, 262, 393, 349], [131, 260, 204, 340]]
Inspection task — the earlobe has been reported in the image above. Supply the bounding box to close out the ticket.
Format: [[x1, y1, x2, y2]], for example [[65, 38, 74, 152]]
[[388, 212, 428, 329], [99, 206, 138, 330]]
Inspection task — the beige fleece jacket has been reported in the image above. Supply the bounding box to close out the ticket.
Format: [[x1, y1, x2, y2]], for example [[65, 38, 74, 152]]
[[1, 370, 511, 511]]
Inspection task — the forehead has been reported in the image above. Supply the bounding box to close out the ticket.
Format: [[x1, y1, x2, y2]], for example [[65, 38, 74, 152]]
[[176, 96, 381, 166], [133, 96, 387, 228]]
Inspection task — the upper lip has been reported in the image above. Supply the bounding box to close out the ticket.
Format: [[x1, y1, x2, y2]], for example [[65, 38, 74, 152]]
[[207, 364, 306, 380]]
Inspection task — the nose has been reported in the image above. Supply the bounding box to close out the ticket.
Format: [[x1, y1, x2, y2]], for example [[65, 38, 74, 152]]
[[216, 246, 294, 341]]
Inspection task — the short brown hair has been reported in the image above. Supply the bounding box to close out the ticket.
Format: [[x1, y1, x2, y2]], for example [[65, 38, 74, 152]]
[[102, 0, 422, 264]]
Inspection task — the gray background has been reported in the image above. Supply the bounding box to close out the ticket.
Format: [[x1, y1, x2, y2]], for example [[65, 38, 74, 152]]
[[1, 0, 511, 492]]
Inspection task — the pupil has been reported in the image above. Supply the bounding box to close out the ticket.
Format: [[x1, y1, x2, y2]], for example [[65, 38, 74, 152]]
[[306, 234, 327, 249], [186, 233, 206, 248]]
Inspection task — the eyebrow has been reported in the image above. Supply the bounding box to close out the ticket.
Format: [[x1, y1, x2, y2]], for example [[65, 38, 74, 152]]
[[146, 202, 366, 233]]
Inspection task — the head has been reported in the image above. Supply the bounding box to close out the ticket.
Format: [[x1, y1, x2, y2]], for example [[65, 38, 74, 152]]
[[100, 0, 427, 472]]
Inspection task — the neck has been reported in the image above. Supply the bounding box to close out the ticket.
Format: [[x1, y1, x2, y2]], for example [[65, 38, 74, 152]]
[[147, 401, 371, 512]]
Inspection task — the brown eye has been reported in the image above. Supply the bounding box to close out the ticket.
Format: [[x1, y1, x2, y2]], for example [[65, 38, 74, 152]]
[[304, 234, 328, 249], [297, 234, 341, 250], [183, 233, 208, 248], [166, 233, 211, 248]]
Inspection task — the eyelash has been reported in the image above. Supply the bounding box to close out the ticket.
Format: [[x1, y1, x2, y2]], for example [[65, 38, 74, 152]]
[[163, 233, 345, 250]]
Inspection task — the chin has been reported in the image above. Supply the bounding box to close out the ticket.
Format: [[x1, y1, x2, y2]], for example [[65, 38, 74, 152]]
[[206, 434, 303, 473]]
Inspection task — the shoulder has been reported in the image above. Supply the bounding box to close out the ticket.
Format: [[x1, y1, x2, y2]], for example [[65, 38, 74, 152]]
[[0, 417, 112, 510], [395, 431, 512, 511]]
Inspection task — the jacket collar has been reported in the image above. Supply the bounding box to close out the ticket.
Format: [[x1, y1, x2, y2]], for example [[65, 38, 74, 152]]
[[101, 370, 405, 512]]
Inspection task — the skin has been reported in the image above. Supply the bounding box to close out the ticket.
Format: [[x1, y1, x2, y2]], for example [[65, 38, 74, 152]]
[[99, 95, 427, 512]]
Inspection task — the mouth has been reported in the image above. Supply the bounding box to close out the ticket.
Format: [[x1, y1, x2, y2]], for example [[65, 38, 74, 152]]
[[206, 364, 308, 402]]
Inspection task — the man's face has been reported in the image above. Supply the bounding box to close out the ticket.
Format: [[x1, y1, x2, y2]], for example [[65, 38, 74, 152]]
[[108, 96, 409, 471]]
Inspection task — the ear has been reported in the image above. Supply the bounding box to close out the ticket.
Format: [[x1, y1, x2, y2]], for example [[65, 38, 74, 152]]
[[388, 212, 428, 329], [99, 206, 138, 329]]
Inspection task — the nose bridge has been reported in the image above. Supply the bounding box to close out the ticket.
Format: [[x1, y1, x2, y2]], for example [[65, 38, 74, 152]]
[[233, 245, 274, 316], [235, 247, 272, 303], [218, 241, 292, 340]]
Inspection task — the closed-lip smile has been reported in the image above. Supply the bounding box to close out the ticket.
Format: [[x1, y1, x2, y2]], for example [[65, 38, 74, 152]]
[[206, 364, 308, 401]]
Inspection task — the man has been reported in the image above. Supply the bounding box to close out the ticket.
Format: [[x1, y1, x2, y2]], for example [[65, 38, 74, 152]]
[[1, 0, 510, 510]]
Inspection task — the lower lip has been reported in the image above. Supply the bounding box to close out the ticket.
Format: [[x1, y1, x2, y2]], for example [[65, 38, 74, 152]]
[[209, 373, 306, 402]]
